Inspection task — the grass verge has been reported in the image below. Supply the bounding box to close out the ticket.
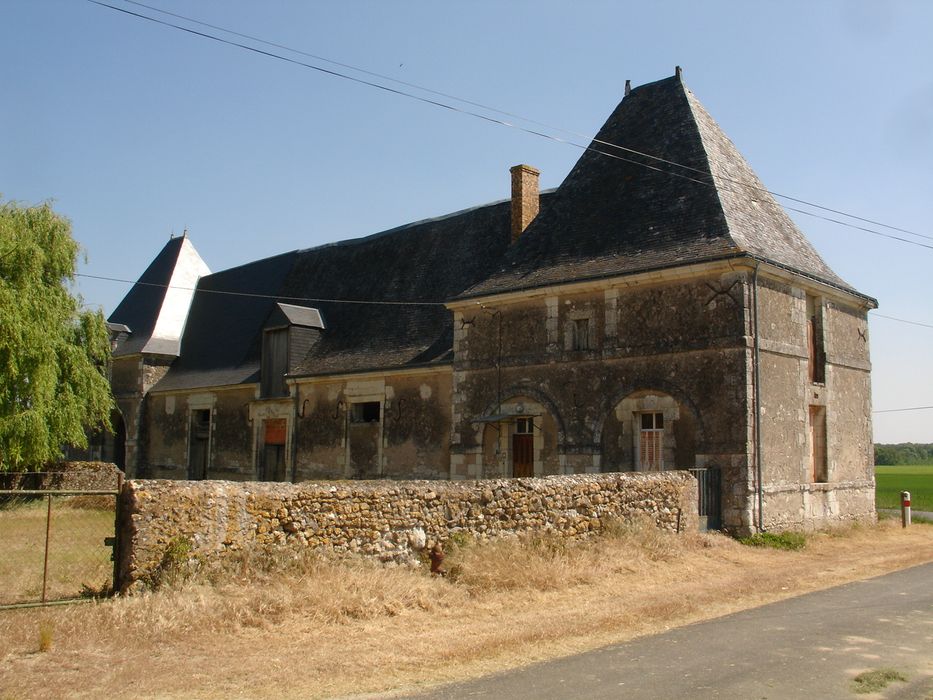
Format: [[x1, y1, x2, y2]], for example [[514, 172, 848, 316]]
[[851, 668, 907, 694], [738, 531, 807, 550]]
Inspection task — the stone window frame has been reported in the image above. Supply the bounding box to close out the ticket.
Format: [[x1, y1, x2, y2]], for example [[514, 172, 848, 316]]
[[806, 293, 827, 385], [344, 393, 386, 479], [564, 308, 595, 352], [612, 393, 680, 472], [809, 404, 828, 483]]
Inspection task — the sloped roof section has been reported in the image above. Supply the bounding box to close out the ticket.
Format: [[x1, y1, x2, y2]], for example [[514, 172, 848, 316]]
[[284, 200, 517, 377], [152, 199, 517, 391], [461, 73, 868, 300], [108, 236, 210, 357]]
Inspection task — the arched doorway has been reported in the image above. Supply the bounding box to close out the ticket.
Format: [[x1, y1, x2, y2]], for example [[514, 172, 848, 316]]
[[477, 394, 560, 478]]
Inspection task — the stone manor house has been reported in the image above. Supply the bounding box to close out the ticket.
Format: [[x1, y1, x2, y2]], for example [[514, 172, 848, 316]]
[[100, 70, 877, 534]]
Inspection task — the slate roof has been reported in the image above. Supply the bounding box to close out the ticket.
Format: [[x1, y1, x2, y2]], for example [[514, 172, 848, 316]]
[[108, 236, 210, 357], [460, 73, 873, 302], [274, 303, 325, 329], [152, 199, 520, 391], [127, 69, 873, 393]]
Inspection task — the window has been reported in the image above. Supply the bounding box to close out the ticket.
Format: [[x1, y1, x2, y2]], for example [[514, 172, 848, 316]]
[[809, 405, 827, 482], [261, 328, 288, 398], [351, 401, 381, 423], [188, 409, 211, 480], [806, 295, 826, 384], [515, 417, 534, 434], [638, 412, 664, 471], [571, 317, 590, 350]]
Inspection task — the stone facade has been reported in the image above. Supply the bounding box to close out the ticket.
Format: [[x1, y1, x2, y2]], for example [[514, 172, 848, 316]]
[[104, 72, 878, 537], [117, 470, 698, 591], [754, 274, 875, 530]]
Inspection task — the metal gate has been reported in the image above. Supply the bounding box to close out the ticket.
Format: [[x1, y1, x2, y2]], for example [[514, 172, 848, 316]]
[[0, 485, 120, 609], [689, 467, 722, 531]]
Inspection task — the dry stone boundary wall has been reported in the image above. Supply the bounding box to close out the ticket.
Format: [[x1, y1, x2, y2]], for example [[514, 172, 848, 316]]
[[0, 461, 122, 491], [118, 471, 698, 591]]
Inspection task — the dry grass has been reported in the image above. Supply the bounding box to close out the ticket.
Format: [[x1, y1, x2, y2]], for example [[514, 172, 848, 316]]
[[0, 498, 114, 605], [1, 519, 931, 700]]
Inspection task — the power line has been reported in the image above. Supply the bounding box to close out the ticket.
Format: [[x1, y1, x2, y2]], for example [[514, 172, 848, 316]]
[[874, 405, 933, 414], [871, 313, 933, 330], [87, 0, 933, 251], [77, 273, 446, 306], [119, 0, 933, 246], [79, 273, 933, 334]]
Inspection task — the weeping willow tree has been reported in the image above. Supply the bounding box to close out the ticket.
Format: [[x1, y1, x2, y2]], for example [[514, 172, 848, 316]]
[[0, 200, 113, 471]]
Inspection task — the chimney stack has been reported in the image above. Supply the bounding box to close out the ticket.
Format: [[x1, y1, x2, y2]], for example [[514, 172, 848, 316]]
[[510, 164, 540, 242]]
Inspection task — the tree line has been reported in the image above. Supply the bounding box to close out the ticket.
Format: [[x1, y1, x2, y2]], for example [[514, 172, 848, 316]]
[[875, 443, 933, 466]]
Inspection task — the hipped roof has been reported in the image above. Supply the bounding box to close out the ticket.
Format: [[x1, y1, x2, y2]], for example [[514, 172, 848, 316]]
[[461, 74, 874, 303]]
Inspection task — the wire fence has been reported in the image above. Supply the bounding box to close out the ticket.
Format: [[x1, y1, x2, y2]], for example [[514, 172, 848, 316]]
[[0, 486, 119, 609]]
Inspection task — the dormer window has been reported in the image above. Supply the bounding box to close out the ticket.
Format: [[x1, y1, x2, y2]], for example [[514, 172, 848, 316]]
[[259, 303, 325, 399], [261, 328, 288, 398]]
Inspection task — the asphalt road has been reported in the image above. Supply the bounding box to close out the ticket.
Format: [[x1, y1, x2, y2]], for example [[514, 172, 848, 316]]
[[408, 562, 933, 699]]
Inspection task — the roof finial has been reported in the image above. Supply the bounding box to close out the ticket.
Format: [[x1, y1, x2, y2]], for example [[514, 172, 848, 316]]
[[182, 227, 188, 239], [624, 79, 631, 96], [675, 65, 683, 80]]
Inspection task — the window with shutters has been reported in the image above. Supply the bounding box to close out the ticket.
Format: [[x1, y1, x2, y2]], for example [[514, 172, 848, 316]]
[[638, 412, 664, 471]]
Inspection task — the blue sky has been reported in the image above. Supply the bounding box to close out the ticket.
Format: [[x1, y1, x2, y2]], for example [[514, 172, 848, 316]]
[[2, 0, 931, 442]]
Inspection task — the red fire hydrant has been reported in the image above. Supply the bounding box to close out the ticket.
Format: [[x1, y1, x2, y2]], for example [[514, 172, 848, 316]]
[[429, 543, 446, 576]]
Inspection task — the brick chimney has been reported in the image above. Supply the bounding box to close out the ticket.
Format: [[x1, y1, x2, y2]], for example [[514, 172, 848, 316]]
[[510, 164, 540, 242]]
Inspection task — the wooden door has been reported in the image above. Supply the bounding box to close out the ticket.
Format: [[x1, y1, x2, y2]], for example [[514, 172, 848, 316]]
[[188, 409, 211, 480], [512, 434, 534, 477], [261, 419, 287, 481], [638, 412, 664, 471]]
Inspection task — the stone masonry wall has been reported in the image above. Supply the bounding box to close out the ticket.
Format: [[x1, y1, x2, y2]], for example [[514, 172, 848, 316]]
[[118, 471, 698, 591], [0, 461, 123, 491]]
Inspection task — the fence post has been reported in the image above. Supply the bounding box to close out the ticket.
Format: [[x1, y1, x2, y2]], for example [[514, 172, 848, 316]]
[[41, 494, 52, 604], [112, 471, 124, 594]]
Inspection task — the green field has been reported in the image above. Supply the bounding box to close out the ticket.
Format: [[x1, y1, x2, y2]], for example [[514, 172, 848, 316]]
[[875, 465, 933, 512]]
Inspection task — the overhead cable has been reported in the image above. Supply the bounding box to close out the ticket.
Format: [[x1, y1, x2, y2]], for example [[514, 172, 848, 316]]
[[87, 0, 933, 250]]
